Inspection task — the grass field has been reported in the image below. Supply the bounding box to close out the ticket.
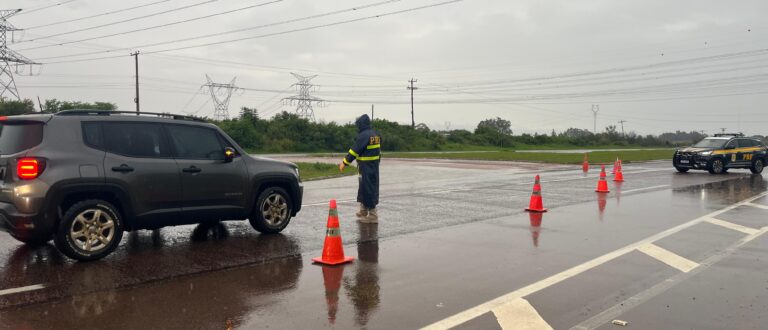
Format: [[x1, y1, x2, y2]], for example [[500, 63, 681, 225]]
[[297, 162, 356, 181], [384, 149, 674, 164]]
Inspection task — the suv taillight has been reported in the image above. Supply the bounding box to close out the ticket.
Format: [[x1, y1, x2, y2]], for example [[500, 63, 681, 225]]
[[17, 158, 45, 180]]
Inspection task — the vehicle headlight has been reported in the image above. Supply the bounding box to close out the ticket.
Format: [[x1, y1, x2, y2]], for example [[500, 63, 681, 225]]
[[699, 151, 712, 156]]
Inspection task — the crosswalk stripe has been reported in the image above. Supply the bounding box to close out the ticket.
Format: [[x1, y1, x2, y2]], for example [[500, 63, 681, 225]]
[[636, 243, 699, 273], [704, 217, 759, 235], [492, 298, 553, 330]]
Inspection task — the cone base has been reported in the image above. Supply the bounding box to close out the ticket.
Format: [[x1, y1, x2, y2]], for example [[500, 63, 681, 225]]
[[525, 208, 548, 212], [613, 179, 624, 182], [595, 190, 610, 193], [312, 256, 355, 265]]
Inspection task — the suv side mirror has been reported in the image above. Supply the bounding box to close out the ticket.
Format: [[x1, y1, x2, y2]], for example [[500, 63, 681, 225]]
[[224, 147, 236, 163]]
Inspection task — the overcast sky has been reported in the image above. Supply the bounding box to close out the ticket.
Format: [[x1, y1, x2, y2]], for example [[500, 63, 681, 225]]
[[4, 0, 768, 135]]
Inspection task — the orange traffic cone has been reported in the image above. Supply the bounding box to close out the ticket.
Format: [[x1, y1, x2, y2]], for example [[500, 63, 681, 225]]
[[611, 157, 618, 174], [614, 162, 625, 182], [321, 265, 345, 324], [529, 212, 543, 248], [525, 175, 547, 212], [313, 199, 354, 265], [582, 153, 589, 172], [596, 165, 610, 193]]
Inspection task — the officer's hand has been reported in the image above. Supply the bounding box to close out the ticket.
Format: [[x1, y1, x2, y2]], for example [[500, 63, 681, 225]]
[[339, 162, 346, 172]]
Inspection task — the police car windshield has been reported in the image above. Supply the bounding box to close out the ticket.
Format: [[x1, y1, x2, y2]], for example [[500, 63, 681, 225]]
[[693, 139, 727, 148]]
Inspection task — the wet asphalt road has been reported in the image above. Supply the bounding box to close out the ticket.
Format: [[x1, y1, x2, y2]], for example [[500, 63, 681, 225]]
[[0, 158, 767, 329]]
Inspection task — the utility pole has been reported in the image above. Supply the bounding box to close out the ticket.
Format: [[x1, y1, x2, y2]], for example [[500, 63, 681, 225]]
[[36, 96, 42, 112], [591, 104, 600, 133], [618, 120, 627, 136], [407, 78, 418, 128], [371, 104, 374, 120], [131, 51, 140, 113], [283, 73, 324, 121], [203, 74, 240, 121], [1, 9, 39, 101], [720, 127, 726, 134]]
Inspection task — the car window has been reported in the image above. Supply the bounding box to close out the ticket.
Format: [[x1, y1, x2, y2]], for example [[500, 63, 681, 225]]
[[82, 122, 103, 149], [0, 122, 44, 155], [103, 122, 170, 158], [725, 140, 738, 149], [743, 139, 756, 148], [166, 125, 224, 160]]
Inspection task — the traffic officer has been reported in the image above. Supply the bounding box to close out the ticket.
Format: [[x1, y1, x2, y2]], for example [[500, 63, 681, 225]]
[[339, 114, 381, 223]]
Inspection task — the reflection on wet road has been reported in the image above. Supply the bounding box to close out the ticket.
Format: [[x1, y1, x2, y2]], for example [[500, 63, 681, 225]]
[[1, 159, 767, 329]]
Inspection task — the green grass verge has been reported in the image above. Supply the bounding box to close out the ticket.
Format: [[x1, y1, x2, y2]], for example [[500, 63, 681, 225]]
[[384, 149, 674, 164], [297, 162, 356, 181]]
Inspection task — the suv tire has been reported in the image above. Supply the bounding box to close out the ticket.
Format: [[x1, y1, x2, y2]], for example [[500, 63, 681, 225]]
[[249, 187, 292, 234], [708, 158, 725, 174], [54, 200, 124, 261], [751, 158, 764, 174]]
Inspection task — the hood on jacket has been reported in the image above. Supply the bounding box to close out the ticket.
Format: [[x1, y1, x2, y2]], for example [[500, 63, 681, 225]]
[[355, 114, 371, 132]]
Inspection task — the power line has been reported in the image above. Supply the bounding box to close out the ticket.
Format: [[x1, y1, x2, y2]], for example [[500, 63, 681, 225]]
[[19, 0, 283, 51], [36, 0, 466, 64], [17, 0, 222, 44], [15, 0, 77, 17], [25, 0, 173, 30]]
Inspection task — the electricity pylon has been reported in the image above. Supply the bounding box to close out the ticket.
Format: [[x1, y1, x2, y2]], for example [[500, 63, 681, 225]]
[[1, 9, 39, 100], [203, 74, 240, 121], [283, 73, 324, 121]]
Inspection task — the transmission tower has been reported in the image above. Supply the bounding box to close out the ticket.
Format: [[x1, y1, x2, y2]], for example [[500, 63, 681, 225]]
[[1, 9, 39, 101], [283, 73, 324, 121], [591, 104, 600, 133], [203, 74, 240, 121]]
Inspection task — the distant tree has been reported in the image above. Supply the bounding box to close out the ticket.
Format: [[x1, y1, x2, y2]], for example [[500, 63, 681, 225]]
[[43, 99, 116, 113], [0, 99, 36, 115], [476, 117, 512, 135]]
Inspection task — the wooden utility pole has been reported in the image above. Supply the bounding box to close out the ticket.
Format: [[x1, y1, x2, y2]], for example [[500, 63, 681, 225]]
[[618, 120, 627, 136], [131, 51, 140, 113], [371, 104, 374, 120], [407, 78, 418, 128]]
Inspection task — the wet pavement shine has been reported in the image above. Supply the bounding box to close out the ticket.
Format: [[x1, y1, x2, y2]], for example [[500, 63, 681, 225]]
[[0, 158, 767, 329]]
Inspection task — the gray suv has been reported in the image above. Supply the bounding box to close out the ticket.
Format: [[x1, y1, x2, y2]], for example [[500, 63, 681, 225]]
[[0, 110, 303, 261]]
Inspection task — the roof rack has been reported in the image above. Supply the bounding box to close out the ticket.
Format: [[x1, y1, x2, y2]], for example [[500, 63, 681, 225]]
[[713, 133, 744, 137], [54, 110, 206, 122]]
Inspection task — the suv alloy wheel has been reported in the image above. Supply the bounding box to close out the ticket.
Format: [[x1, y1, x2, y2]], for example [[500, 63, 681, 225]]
[[54, 200, 124, 261]]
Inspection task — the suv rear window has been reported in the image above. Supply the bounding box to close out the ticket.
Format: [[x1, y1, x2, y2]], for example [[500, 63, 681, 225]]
[[0, 122, 44, 155]]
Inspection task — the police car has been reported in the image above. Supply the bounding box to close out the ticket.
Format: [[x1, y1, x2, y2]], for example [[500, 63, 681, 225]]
[[673, 134, 767, 174]]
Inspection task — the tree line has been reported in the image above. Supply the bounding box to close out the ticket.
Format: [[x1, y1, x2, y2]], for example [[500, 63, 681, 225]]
[[2, 99, 762, 152]]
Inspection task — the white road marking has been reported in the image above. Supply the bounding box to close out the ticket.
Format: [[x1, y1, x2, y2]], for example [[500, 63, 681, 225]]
[[636, 243, 699, 273], [493, 298, 553, 330], [620, 185, 670, 194], [746, 202, 768, 210], [420, 191, 768, 330], [0, 284, 46, 297], [570, 225, 768, 330], [302, 169, 671, 207], [704, 217, 759, 235]]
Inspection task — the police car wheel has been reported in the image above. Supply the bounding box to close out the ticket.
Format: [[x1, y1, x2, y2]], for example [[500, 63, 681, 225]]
[[751, 159, 764, 174], [708, 158, 725, 174]]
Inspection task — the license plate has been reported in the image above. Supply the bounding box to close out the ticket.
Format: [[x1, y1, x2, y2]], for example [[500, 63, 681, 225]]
[[679, 160, 690, 164]]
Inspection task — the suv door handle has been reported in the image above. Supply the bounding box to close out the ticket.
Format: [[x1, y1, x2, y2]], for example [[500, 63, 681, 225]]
[[111, 164, 134, 173], [182, 166, 202, 173]]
